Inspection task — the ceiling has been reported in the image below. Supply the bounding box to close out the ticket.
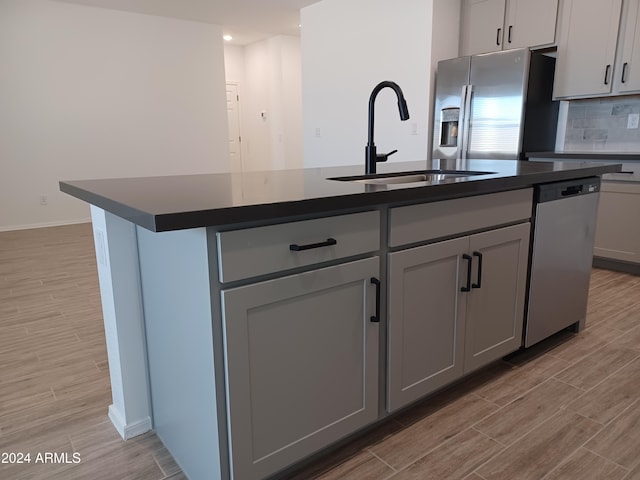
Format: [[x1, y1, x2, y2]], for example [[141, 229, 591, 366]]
[[55, 0, 321, 45]]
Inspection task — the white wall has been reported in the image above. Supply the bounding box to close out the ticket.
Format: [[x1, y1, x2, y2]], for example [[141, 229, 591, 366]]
[[301, 0, 460, 168], [0, 0, 230, 231], [229, 36, 303, 172], [269, 36, 304, 171], [224, 44, 246, 85]]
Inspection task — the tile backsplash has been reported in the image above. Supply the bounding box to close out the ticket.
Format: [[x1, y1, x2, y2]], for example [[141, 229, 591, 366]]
[[561, 96, 640, 152]]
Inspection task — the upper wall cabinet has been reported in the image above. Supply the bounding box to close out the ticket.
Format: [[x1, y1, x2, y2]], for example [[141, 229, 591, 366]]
[[460, 0, 559, 56], [554, 0, 640, 99], [617, 0, 640, 93]]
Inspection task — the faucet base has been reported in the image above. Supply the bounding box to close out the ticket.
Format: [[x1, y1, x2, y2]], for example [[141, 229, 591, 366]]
[[365, 144, 377, 174]]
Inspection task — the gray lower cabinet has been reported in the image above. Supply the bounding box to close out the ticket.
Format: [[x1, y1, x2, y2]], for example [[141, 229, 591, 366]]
[[387, 236, 468, 412], [594, 181, 640, 264], [221, 257, 380, 480], [387, 223, 530, 412], [464, 223, 530, 372]]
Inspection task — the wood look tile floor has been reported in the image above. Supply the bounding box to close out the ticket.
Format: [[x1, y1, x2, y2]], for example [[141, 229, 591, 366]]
[[1, 224, 639, 480]]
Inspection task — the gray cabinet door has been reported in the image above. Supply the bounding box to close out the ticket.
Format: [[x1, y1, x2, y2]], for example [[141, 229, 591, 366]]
[[221, 257, 379, 480], [594, 181, 640, 264], [460, 0, 507, 56], [504, 0, 558, 50], [387, 237, 468, 412], [464, 223, 530, 372], [553, 0, 622, 98], [460, 0, 558, 56], [617, 0, 640, 94]]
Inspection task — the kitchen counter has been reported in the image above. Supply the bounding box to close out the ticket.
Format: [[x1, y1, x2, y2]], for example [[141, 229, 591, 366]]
[[528, 151, 640, 161], [527, 152, 640, 183], [60, 159, 621, 232]]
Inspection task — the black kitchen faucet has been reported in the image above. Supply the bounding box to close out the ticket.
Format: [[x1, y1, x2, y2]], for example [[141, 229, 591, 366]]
[[365, 81, 410, 174]]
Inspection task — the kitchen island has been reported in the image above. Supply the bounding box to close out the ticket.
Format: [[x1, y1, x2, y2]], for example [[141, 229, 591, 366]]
[[60, 158, 620, 480]]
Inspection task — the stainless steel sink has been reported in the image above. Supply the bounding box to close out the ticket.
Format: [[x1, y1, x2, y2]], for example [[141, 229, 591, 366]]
[[329, 170, 495, 185]]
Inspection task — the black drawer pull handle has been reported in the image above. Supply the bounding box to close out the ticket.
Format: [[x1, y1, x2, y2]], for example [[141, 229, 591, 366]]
[[508, 25, 513, 43], [472, 251, 483, 289], [496, 27, 502, 46], [370, 277, 381, 323], [604, 64, 611, 85], [622, 62, 629, 83], [289, 238, 337, 251], [461, 254, 472, 292]]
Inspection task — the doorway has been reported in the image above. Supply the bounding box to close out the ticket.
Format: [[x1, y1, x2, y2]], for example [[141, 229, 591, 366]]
[[226, 83, 243, 172]]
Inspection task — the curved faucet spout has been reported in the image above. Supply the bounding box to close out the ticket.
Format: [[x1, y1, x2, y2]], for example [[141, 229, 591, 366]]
[[366, 81, 410, 174], [367, 81, 410, 145]]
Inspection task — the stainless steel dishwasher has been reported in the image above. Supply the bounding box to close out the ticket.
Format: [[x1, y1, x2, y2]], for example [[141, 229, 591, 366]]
[[525, 177, 601, 347]]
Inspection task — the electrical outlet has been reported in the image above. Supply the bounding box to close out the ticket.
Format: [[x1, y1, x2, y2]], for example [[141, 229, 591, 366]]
[[628, 113, 640, 129], [410, 122, 418, 135], [315, 128, 321, 138], [39, 195, 48, 206]]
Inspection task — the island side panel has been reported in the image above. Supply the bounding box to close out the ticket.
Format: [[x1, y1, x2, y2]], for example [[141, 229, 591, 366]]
[[136, 226, 225, 480], [90, 206, 152, 439]]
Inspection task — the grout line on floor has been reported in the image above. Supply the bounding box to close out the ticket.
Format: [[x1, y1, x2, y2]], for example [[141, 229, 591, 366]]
[[581, 445, 632, 473], [367, 448, 397, 473]]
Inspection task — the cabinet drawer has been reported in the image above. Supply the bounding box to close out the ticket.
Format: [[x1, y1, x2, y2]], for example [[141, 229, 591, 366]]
[[217, 211, 380, 282], [389, 189, 533, 247]]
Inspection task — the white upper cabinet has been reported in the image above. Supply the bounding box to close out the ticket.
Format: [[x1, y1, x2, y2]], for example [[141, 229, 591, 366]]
[[616, 0, 640, 93], [553, 0, 633, 99], [553, 0, 622, 98], [460, 0, 559, 56], [461, 0, 506, 55]]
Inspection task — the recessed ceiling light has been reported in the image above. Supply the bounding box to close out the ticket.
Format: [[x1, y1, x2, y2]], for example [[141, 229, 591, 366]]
[[223, 35, 233, 42]]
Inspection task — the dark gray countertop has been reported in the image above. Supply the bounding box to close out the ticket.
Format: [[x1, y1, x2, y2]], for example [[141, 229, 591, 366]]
[[527, 151, 640, 161], [60, 159, 621, 232]]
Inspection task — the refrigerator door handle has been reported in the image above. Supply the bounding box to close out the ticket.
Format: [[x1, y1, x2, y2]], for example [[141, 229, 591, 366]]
[[462, 84, 473, 160], [457, 85, 468, 160]]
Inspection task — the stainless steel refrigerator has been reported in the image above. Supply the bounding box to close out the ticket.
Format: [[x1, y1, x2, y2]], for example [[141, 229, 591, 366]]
[[432, 48, 558, 161]]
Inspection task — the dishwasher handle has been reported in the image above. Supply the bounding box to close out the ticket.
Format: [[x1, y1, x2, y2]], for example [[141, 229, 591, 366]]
[[561, 185, 583, 196], [536, 177, 600, 203]]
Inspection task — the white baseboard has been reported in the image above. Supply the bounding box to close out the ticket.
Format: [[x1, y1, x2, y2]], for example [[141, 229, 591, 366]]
[[0, 218, 91, 232], [108, 404, 153, 440]]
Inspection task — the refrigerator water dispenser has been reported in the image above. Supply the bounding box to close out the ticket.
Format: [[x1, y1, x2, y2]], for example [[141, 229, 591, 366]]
[[440, 107, 459, 147]]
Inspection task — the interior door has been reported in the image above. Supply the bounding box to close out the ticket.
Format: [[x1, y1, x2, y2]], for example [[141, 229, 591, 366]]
[[226, 83, 243, 172]]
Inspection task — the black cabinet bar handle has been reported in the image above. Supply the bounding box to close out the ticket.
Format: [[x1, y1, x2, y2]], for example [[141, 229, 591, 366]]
[[461, 254, 472, 292], [604, 64, 611, 85], [472, 251, 483, 289], [508, 25, 513, 43], [289, 238, 337, 251], [370, 277, 381, 323], [622, 62, 629, 83], [496, 27, 502, 46]]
